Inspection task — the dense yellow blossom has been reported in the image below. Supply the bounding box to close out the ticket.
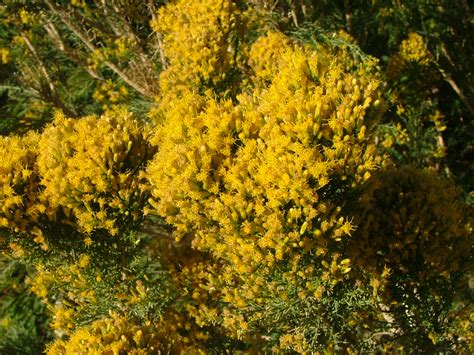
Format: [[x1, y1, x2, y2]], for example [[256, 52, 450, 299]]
[[279, 331, 308, 353], [47, 300, 211, 353], [1, 1, 470, 352], [387, 32, 432, 78], [152, 0, 259, 107], [147, 30, 385, 342], [399, 33, 430, 64], [0, 47, 9, 64], [1, 108, 155, 244], [248, 31, 292, 82], [47, 313, 166, 354], [92, 80, 130, 110], [0, 132, 49, 248], [37, 108, 155, 235], [27, 259, 95, 334]]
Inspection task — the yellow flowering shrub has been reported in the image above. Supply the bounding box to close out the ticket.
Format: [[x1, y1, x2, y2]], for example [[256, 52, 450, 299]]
[[248, 31, 292, 83], [1, 1, 471, 352], [147, 30, 385, 348], [23, 232, 178, 343], [399, 33, 430, 64], [27, 260, 94, 335], [380, 31, 443, 168], [37, 108, 156, 235], [87, 36, 135, 72], [92, 80, 130, 110]]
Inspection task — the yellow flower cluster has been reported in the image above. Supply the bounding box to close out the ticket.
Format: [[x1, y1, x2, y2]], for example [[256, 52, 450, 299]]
[[152, 0, 257, 105], [27, 258, 95, 334], [350, 166, 472, 286], [37, 108, 155, 235], [47, 313, 164, 354], [0, 107, 155, 248], [0, 132, 49, 248], [0, 47, 9, 64], [387, 32, 431, 78], [278, 331, 309, 353], [19, 9, 35, 25], [248, 31, 292, 82], [2, 1, 471, 351], [88, 36, 134, 71], [47, 302, 211, 353], [399, 32, 430, 64], [147, 30, 385, 342], [92, 80, 129, 110]]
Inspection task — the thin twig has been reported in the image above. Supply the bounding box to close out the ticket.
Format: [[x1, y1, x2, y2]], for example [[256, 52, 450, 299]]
[[44, 0, 153, 99], [43, 22, 103, 81], [20, 32, 77, 117], [438, 67, 474, 116]]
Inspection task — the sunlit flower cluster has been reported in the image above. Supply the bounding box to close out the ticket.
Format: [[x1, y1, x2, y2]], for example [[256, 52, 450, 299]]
[[92, 80, 130, 110], [399, 32, 430, 64], [0, 132, 49, 248], [47, 313, 163, 354], [0, 107, 154, 251], [146, 29, 386, 347], [248, 31, 291, 82], [37, 108, 155, 235], [387, 32, 432, 78], [0, 47, 8, 63], [152, 0, 258, 106]]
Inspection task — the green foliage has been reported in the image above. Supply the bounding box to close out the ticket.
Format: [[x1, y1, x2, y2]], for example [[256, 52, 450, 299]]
[[0, 0, 163, 134], [0, 256, 52, 354]]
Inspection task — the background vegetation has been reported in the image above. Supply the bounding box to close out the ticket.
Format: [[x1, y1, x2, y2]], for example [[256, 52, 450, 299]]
[[0, 0, 472, 353]]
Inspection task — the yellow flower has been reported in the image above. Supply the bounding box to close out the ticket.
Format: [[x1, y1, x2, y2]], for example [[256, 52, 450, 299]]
[[400, 33, 430, 64], [0, 48, 9, 64]]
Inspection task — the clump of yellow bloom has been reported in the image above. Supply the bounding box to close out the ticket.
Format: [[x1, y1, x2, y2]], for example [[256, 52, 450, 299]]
[[278, 331, 308, 353], [399, 33, 430, 64], [147, 29, 385, 343], [92, 80, 129, 110], [47, 309, 211, 354], [37, 108, 155, 235], [47, 313, 164, 354], [0, 48, 9, 64], [0, 132, 49, 248], [248, 31, 292, 82], [387, 32, 432, 78], [152, 0, 258, 106], [1, 107, 155, 244], [27, 259, 96, 334]]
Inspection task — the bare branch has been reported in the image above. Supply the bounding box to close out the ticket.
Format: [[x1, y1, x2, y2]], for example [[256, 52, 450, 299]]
[[44, 0, 154, 98], [20, 32, 56, 94], [147, 0, 167, 69], [438, 67, 474, 116], [100, 0, 126, 37], [43, 22, 103, 81], [434, 44, 474, 114], [20, 32, 78, 117]]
